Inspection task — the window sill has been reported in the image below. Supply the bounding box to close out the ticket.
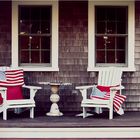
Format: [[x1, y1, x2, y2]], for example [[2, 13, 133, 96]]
[[14, 66, 59, 72], [87, 66, 136, 72]]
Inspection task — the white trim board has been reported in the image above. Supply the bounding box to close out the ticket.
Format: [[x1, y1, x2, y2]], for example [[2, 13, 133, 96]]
[[0, 127, 140, 138]]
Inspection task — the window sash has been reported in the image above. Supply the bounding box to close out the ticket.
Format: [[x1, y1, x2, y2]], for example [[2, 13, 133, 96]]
[[18, 6, 52, 65], [12, 1, 59, 71], [88, 1, 135, 71], [95, 6, 128, 66]]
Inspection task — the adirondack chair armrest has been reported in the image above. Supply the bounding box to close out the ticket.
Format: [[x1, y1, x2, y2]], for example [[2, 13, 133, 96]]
[[0, 87, 7, 99], [22, 85, 42, 99], [76, 85, 96, 100], [23, 85, 42, 90], [76, 85, 95, 90], [110, 85, 125, 91], [109, 85, 125, 99]]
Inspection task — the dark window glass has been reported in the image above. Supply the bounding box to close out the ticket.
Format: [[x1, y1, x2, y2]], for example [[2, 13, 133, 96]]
[[19, 6, 52, 65], [41, 51, 50, 63], [31, 51, 40, 63], [95, 6, 128, 65], [96, 51, 105, 63], [19, 36, 29, 49], [21, 51, 29, 63]]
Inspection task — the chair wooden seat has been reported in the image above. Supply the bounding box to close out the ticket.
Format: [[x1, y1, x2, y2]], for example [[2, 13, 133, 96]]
[[82, 99, 110, 105]]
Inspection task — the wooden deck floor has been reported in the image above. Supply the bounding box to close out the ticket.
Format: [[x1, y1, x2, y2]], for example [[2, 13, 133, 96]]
[[0, 111, 140, 128]]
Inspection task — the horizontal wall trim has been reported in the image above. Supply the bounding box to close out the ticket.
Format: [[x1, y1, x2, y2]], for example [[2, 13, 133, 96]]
[[0, 127, 140, 138]]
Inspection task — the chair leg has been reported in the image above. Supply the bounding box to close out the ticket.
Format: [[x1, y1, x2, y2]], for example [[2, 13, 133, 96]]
[[109, 107, 113, 120], [95, 107, 102, 114], [3, 109, 7, 120], [30, 107, 34, 119], [83, 107, 87, 118]]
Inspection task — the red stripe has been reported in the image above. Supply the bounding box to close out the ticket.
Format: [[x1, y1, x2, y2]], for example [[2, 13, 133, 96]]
[[90, 96, 109, 100], [90, 92, 126, 113], [0, 69, 24, 86]]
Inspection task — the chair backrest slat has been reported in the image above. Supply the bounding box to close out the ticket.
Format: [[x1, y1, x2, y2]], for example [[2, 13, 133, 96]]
[[98, 67, 122, 86]]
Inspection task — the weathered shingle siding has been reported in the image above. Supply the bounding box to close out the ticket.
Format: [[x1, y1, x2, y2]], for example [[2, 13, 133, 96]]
[[1, 1, 140, 113], [0, 1, 11, 66], [124, 1, 140, 111], [59, 1, 89, 85]]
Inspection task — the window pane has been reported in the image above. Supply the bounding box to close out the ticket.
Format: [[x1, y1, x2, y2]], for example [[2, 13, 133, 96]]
[[95, 7, 106, 21], [116, 7, 128, 21], [107, 21, 116, 34], [96, 51, 105, 63], [106, 7, 116, 21], [41, 7, 51, 20], [117, 22, 127, 34], [19, 20, 30, 34], [31, 36, 40, 49], [116, 37, 126, 49], [117, 51, 125, 63], [30, 7, 40, 20], [21, 51, 29, 63], [106, 36, 115, 49], [41, 51, 50, 63], [41, 21, 51, 34], [107, 51, 115, 63], [31, 21, 40, 34], [19, 36, 29, 49], [96, 36, 105, 49], [96, 22, 106, 34], [31, 51, 40, 63], [20, 7, 30, 20], [41, 36, 50, 50]]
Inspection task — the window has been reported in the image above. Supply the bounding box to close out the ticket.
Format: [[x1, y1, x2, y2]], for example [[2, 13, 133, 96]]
[[88, 1, 135, 71], [12, 1, 58, 71], [19, 6, 51, 65], [95, 6, 127, 65]]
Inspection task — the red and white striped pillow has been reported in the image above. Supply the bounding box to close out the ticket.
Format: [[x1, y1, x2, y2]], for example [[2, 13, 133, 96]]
[[0, 69, 24, 104], [0, 69, 24, 86]]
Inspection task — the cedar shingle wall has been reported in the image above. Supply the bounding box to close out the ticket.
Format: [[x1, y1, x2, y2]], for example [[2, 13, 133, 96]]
[[0, 1, 11, 66], [124, 1, 140, 111], [1, 1, 140, 113]]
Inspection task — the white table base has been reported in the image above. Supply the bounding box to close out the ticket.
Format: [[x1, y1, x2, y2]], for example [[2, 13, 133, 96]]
[[47, 102, 63, 116]]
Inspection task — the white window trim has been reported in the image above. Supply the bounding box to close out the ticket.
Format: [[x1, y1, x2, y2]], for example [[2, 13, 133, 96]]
[[12, 1, 59, 71], [87, 1, 135, 72]]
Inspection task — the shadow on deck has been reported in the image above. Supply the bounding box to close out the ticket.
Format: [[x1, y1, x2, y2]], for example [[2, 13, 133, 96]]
[[0, 111, 140, 128]]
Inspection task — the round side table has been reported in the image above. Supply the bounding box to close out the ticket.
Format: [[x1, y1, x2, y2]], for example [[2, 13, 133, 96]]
[[47, 82, 63, 116], [39, 82, 71, 117]]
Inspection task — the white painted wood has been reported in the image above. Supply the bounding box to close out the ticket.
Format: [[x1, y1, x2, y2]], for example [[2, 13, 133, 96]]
[[76, 67, 124, 119], [0, 127, 140, 138], [0, 73, 41, 120]]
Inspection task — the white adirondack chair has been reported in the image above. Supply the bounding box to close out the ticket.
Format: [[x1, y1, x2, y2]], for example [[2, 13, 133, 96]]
[[76, 67, 124, 119], [0, 67, 41, 120]]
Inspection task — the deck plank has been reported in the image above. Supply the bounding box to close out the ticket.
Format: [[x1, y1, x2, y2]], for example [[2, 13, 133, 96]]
[[0, 111, 140, 128]]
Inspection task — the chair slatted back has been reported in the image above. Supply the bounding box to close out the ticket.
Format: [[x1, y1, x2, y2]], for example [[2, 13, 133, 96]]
[[98, 67, 122, 86]]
